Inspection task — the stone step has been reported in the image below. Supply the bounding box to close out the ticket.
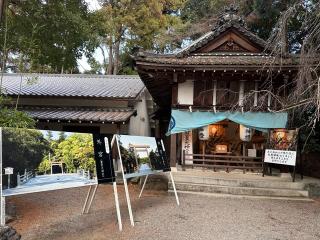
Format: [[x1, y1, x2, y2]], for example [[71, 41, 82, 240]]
[[168, 182, 309, 198], [172, 174, 306, 190]]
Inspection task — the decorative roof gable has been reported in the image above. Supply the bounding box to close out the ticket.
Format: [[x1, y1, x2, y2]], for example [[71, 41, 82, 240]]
[[176, 5, 266, 57]]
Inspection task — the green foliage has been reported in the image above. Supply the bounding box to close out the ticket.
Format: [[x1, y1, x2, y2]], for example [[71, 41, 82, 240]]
[[58, 131, 67, 142], [0, 96, 35, 128], [37, 157, 51, 174], [139, 157, 150, 164], [53, 133, 95, 173], [0, 0, 95, 73], [45, 131, 53, 141], [180, 0, 303, 45], [181, 0, 235, 22], [242, 0, 299, 41], [93, 0, 186, 74], [2, 128, 50, 177], [119, 143, 137, 172]]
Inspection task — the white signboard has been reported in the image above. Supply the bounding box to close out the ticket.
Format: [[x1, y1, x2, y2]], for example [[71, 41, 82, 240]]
[[178, 80, 194, 105], [182, 131, 193, 165], [198, 126, 209, 140], [4, 167, 13, 175], [264, 149, 297, 166], [239, 124, 253, 142]]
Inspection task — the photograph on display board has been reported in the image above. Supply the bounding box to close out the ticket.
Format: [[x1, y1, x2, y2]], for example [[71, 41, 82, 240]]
[[116, 135, 170, 178], [269, 129, 298, 151], [1, 127, 100, 196]]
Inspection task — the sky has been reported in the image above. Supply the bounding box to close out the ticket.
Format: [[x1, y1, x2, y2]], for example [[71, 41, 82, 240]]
[[40, 130, 91, 140], [86, 0, 101, 11], [118, 135, 158, 158]]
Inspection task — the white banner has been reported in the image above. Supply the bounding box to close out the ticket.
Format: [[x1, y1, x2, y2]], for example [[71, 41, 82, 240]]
[[198, 125, 209, 140], [182, 131, 193, 165], [264, 149, 297, 166]]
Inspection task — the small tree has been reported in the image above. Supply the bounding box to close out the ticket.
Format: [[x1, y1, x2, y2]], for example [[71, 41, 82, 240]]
[[54, 133, 95, 173]]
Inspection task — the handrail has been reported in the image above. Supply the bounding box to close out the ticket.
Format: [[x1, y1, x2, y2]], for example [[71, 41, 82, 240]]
[[184, 153, 262, 160], [17, 169, 34, 186], [182, 151, 263, 173]]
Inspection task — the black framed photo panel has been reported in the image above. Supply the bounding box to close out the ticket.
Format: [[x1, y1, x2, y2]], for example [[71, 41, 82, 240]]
[[116, 135, 171, 179], [92, 134, 116, 184]]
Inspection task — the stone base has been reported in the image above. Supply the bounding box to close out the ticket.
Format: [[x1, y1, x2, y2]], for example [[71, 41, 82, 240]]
[[139, 174, 169, 191]]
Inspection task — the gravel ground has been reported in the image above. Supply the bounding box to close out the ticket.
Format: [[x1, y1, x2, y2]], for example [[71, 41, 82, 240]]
[[7, 184, 320, 240]]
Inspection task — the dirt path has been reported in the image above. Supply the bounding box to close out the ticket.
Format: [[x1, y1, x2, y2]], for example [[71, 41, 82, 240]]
[[7, 184, 320, 240]]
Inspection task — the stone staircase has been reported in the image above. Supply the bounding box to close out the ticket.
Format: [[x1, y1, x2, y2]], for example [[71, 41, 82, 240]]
[[168, 171, 313, 200]]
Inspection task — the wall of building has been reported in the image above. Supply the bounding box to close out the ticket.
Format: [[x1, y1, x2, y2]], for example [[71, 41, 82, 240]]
[[14, 92, 153, 137], [128, 89, 151, 136], [15, 97, 129, 108], [36, 122, 129, 134]]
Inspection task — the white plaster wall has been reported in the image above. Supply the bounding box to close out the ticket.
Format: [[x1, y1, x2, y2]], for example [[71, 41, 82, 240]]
[[128, 89, 151, 136], [178, 80, 194, 105]]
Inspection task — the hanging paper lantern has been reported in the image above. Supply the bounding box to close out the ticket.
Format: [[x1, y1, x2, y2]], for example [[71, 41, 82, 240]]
[[239, 124, 253, 142]]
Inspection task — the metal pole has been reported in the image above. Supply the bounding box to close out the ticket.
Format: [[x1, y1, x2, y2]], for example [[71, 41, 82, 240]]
[[138, 175, 148, 198], [7, 174, 9, 189], [82, 185, 92, 214], [0, 197, 5, 226], [110, 135, 123, 231], [85, 184, 98, 214], [115, 135, 134, 226], [113, 182, 122, 231], [0, 127, 5, 226], [123, 178, 134, 226], [169, 172, 180, 206]]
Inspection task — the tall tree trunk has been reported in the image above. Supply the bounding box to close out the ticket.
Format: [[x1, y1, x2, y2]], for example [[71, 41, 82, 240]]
[[99, 45, 108, 74], [0, 0, 5, 21], [282, 22, 288, 54], [107, 44, 113, 75], [113, 40, 120, 75]]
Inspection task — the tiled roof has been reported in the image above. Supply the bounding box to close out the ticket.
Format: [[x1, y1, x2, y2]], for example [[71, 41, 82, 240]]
[[1, 74, 144, 99], [22, 107, 135, 123], [176, 24, 266, 57], [135, 53, 299, 67]]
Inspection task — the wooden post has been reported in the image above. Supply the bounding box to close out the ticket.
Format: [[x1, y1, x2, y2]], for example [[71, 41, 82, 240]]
[[267, 92, 272, 108], [239, 80, 245, 107], [182, 150, 185, 171], [212, 80, 217, 112], [254, 80, 259, 107], [170, 134, 177, 167], [202, 142, 205, 170], [17, 173, 20, 186]]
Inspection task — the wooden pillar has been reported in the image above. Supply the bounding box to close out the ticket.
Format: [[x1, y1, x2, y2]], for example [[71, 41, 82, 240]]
[[254, 80, 259, 107], [170, 134, 177, 167], [239, 80, 246, 107], [212, 80, 217, 111], [267, 92, 272, 108]]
